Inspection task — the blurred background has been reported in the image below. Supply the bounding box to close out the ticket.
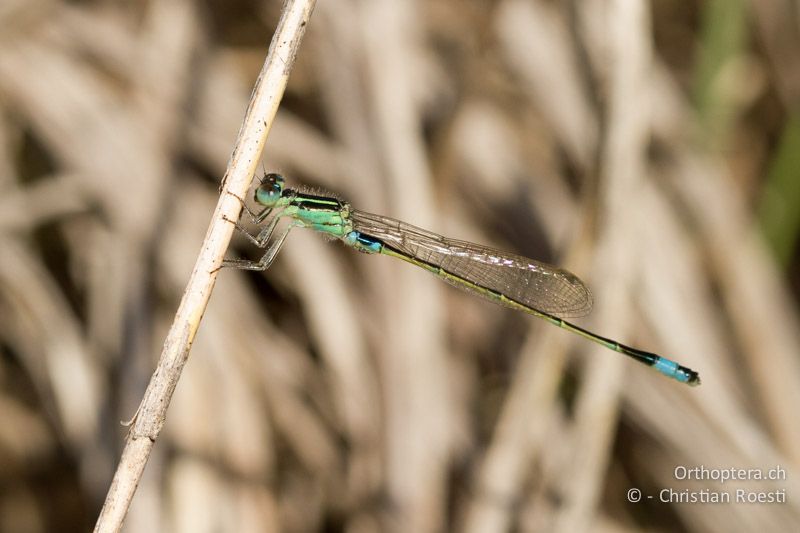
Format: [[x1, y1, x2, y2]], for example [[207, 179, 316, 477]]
[[1, 0, 799, 531]]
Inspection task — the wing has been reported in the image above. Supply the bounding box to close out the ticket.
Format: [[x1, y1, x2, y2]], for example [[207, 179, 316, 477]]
[[350, 209, 592, 318]]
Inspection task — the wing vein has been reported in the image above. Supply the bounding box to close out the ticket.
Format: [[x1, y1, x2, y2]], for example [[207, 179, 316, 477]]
[[350, 210, 592, 318]]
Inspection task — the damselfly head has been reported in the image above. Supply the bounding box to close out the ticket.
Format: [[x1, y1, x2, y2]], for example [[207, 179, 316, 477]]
[[255, 173, 285, 207]]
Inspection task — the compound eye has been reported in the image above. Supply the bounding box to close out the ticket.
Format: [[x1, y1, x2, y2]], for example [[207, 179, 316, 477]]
[[255, 173, 285, 206], [263, 173, 284, 192]]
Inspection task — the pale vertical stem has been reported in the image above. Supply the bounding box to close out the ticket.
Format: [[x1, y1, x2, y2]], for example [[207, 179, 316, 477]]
[[92, 1, 317, 532]]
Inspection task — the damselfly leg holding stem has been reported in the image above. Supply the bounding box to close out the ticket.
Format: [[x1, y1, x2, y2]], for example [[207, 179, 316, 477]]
[[220, 173, 700, 386]]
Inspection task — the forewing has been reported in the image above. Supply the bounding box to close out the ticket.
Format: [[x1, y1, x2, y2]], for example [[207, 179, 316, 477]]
[[350, 210, 592, 318]]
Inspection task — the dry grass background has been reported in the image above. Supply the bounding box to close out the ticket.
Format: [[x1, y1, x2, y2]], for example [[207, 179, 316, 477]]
[[0, 0, 799, 532]]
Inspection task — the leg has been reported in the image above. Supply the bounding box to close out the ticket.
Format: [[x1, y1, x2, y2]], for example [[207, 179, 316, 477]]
[[223, 209, 284, 248], [220, 223, 295, 271], [253, 205, 273, 224], [225, 190, 273, 223], [240, 201, 272, 225]]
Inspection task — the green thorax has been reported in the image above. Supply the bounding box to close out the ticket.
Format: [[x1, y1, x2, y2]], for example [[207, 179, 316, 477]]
[[284, 189, 352, 238]]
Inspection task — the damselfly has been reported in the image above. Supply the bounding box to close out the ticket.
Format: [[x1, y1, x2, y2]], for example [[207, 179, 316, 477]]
[[221, 173, 700, 386]]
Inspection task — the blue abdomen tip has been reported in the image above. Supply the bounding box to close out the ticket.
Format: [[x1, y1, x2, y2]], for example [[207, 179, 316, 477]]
[[653, 358, 688, 383]]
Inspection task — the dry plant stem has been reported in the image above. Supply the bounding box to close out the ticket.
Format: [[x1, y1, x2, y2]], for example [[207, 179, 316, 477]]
[[92, 1, 317, 532]]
